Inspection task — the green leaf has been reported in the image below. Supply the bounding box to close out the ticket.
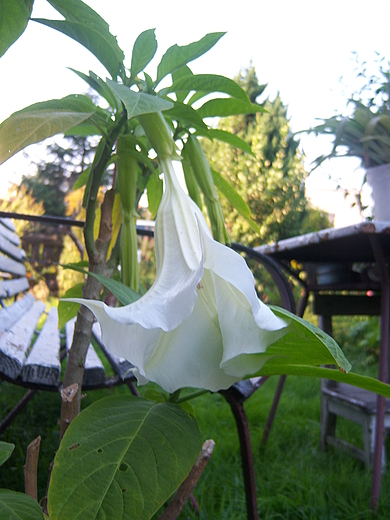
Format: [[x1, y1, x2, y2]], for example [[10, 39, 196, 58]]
[[211, 168, 260, 234], [163, 102, 209, 135], [170, 66, 194, 103], [58, 283, 84, 330], [0, 489, 44, 520], [0, 95, 95, 164], [73, 167, 90, 190], [47, 396, 201, 520], [35, 0, 124, 79], [265, 306, 352, 372], [61, 264, 140, 306], [198, 98, 266, 119], [167, 74, 250, 103], [106, 81, 173, 118], [209, 129, 254, 156], [257, 365, 390, 400], [147, 171, 163, 219], [155, 32, 225, 87], [69, 68, 121, 110], [0, 442, 14, 467], [130, 29, 158, 80], [0, 0, 33, 58]]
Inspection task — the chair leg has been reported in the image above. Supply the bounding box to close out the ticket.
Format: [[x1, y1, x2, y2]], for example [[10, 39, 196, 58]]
[[364, 415, 386, 472], [0, 389, 36, 435], [221, 388, 259, 520], [262, 375, 286, 446]]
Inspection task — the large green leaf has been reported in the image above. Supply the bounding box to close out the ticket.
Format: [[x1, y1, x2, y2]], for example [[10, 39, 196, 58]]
[[130, 29, 158, 81], [209, 129, 254, 156], [0, 96, 95, 164], [167, 74, 250, 104], [163, 102, 209, 135], [0, 489, 44, 520], [47, 396, 201, 520], [35, 0, 124, 79], [60, 263, 140, 307], [0, 0, 33, 58], [257, 365, 390, 399], [211, 168, 260, 234], [0, 442, 14, 467], [198, 98, 266, 119], [266, 306, 351, 371], [69, 69, 121, 110], [106, 81, 173, 118], [170, 66, 194, 103], [155, 32, 225, 87], [251, 307, 390, 398]]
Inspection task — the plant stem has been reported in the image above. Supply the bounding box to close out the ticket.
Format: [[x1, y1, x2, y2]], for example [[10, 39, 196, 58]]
[[84, 113, 127, 261], [23, 436, 41, 501], [61, 189, 117, 416], [158, 439, 215, 520]]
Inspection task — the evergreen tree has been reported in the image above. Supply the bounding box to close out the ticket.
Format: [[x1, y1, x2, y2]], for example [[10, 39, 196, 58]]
[[21, 136, 97, 216], [204, 66, 327, 246]]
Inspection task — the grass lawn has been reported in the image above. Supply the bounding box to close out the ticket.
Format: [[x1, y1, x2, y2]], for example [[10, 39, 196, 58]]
[[1, 316, 390, 518]]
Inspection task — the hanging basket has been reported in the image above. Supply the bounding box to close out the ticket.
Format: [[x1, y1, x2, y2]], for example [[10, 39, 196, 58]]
[[366, 164, 390, 221]]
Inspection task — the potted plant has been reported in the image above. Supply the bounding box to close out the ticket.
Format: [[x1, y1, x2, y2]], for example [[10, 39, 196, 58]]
[[308, 55, 390, 221]]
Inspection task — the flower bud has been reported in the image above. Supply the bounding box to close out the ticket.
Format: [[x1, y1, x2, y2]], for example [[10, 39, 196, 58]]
[[116, 136, 139, 291], [181, 144, 202, 209], [184, 135, 229, 244], [138, 112, 174, 159]]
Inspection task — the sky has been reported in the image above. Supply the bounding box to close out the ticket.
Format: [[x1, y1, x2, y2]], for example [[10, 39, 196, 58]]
[[1, 0, 389, 199]]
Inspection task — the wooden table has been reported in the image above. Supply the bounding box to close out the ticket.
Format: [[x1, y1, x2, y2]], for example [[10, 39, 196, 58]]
[[256, 221, 390, 510]]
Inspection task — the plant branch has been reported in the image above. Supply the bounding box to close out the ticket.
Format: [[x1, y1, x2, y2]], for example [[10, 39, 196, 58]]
[[67, 228, 84, 259], [158, 439, 215, 520], [24, 436, 41, 501], [59, 384, 79, 441], [84, 112, 127, 260], [62, 188, 117, 420]]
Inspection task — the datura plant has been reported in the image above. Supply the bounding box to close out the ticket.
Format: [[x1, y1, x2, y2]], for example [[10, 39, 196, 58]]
[[1, 2, 390, 520], [69, 145, 290, 393]]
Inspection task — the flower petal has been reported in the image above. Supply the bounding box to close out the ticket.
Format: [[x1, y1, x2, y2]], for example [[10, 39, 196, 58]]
[[143, 285, 239, 393], [68, 298, 160, 375], [199, 221, 288, 331], [211, 273, 290, 378]]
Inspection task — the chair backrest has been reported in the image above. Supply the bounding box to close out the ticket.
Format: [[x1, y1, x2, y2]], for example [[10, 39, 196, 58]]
[[0, 218, 30, 301]]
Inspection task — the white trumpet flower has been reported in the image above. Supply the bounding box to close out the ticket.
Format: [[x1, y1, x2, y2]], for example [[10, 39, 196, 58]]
[[70, 158, 289, 392]]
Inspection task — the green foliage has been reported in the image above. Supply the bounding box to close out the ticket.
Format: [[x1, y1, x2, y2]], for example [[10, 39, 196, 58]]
[[0, 442, 14, 467], [129, 29, 158, 82], [0, 0, 33, 58], [106, 80, 173, 117], [0, 5, 384, 519], [47, 395, 201, 520], [308, 53, 390, 170], [34, 0, 125, 80], [203, 67, 318, 246], [166, 73, 251, 103], [0, 96, 96, 164], [211, 168, 259, 234], [154, 32, 225, 87], [58, 283, 84, 329], [0, 489, 44, 520]]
